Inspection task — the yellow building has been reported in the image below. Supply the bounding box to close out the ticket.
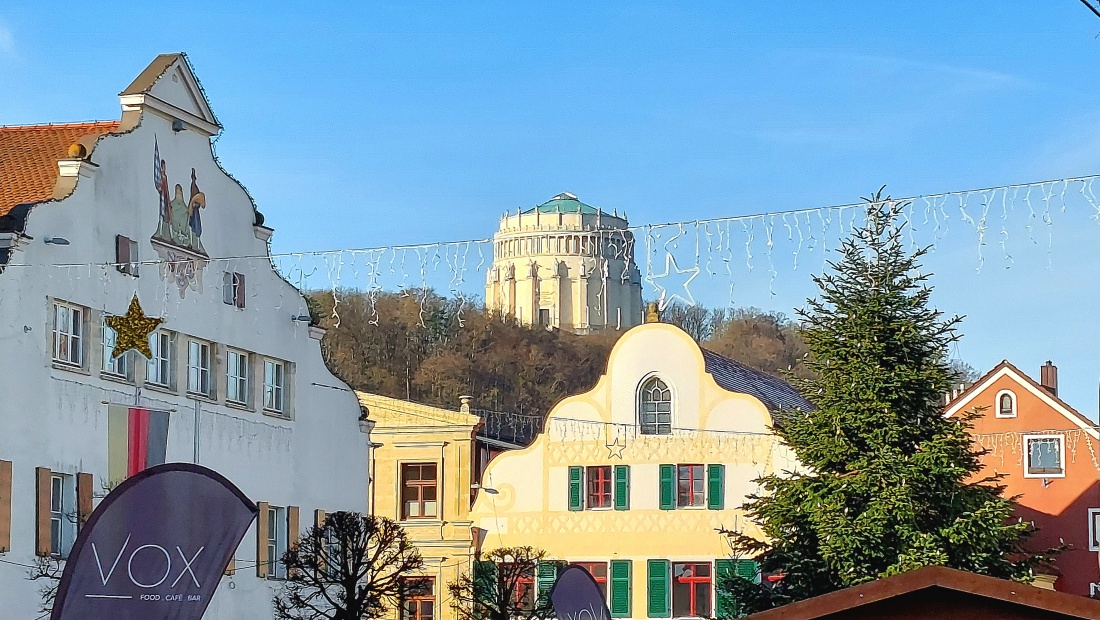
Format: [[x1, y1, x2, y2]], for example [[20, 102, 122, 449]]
[[359, 392, 481, 620], [469, 320, 808, 619], [485, 193, 643, 333]]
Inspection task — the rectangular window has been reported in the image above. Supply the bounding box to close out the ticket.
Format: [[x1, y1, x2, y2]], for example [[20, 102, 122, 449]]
[[576, 562, 608, 601], [52, 302, 84, 366], [223, 272, 246, 308], [264, 359, 286, 413], [1090, 508, 1100, 552], [266, 505, 287, 579], [187, 340, 213, 397], [677, 465, 705, 507], [146, 331, 173, 387], [401, 578, 435, 620], [115, 235, 138, 276], [101, 322, 133, 380], [1024, 435, 1065, 477], [586, 466, 612, 509], [513, 564, 536, 610], [227, 349, 250, 405], [49, 474, 75, 558], [671, 562, 711, 618], [401, 463, 438, 520]]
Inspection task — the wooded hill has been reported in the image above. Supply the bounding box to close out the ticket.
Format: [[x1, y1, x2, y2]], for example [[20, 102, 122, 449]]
[[307, 290, 810, 418]]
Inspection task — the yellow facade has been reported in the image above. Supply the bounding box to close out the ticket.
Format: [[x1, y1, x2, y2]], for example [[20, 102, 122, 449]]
[[359, 392, 481, 620], [469, 322, 802, 619]]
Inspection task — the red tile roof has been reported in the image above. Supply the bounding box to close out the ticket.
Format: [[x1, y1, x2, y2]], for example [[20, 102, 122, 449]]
[[0, 121, 120, 216]]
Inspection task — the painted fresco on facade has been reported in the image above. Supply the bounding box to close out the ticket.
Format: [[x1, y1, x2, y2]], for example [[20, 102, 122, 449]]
[[151, 137, 209, 297]]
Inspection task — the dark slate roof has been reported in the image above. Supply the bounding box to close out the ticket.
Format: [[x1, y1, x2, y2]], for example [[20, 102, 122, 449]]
[[701, 348, 812, 415]]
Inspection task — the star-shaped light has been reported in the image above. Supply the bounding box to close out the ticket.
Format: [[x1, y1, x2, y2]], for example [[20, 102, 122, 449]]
[[647, 253, 700, 307], [606, 440, 627, 460], [105, 295, 163, 360]]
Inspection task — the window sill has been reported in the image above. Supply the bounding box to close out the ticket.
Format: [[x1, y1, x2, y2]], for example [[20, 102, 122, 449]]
[[1024, 470, 1066, 479], [226, 400, 252, 412], [399, 519, 443, 527], [186, 390, 217, 402], [263, 408, 291, 420], [52, 361, 89, 375], [143, 382, 177, 396], [99, 371, 135, 385]]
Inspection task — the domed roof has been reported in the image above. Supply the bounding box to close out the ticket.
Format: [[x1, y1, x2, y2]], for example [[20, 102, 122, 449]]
[[523, 192, 612, 217]]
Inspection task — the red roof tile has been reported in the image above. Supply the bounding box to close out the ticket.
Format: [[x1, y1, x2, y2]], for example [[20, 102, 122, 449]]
[[0, 121, 120, 216]]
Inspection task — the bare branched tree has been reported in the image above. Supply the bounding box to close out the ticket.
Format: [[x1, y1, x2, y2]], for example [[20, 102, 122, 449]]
[[449, 547, 552, 620], [274, 511, 424, 620], [27, 554, 64, 616]]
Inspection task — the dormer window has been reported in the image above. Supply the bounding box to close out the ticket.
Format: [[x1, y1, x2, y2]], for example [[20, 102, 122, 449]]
[[639, 376, 672, 435], [996, 390, 1016, 418]]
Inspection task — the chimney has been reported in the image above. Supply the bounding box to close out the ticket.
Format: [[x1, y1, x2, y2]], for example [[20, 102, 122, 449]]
[[1040, 361, 1058, 397]]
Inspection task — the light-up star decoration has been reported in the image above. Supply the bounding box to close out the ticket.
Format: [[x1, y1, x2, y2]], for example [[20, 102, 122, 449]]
[[647, 253, 701, 308], [105, 295, 163, 360]]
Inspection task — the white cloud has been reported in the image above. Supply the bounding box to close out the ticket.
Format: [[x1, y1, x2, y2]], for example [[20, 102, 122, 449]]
[[0, 22, 13, 55]]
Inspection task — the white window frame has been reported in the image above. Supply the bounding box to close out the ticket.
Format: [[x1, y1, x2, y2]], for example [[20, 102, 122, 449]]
[[50, 473, 76, 558], [1023, 434, 1066, 479], [146, 331, 174, 388], [263, 359, 286, 414], [1089, 508, 1100, 552], [638, 375, 673, 435], [52, 301, 85, 367], [101, 321, 133, 381], [187, 339, 214, 398], [266, 505, 287, 579], [227, 349, 251, 405], [995, 389, 1017, 418]]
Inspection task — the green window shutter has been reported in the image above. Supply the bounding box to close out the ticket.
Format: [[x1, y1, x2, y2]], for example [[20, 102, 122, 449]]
[[658, 464, 675, 510], [735, 559, 758, 582], [707, 464, 725, 510], [537, 561, 560, 607], [610, 560, 632, 617], [715, 559, 736, 619], [614, 465, 630, 511], [646, 559, 670, 618], [569, 466, 584, 511], [473, 561, 498, 603]]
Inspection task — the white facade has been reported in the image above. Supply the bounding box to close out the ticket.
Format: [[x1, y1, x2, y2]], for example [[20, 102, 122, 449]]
[[0, 55, 369, 618], [485, 193, 643, 333]]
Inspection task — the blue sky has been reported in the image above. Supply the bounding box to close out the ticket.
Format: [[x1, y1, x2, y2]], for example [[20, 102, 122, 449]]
[[4, 2, 1100, 414]]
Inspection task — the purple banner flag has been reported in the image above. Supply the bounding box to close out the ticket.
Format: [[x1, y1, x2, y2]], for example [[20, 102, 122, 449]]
[[51, 463, 257, 620], [550, 565, 612, 620]]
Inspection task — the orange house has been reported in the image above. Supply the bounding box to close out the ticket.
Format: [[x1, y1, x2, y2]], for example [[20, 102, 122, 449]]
[[945, 361, 1100, 597]]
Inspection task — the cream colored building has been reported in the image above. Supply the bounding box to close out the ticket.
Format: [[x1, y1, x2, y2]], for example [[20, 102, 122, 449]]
[[358, 392, 481, 620], [470, 320, 809, 619], [486, 193, 643, 333]]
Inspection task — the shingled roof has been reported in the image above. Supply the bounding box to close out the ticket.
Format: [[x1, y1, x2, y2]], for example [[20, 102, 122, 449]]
[[701, 348, 812, 414], [0, 121, 119, 217]]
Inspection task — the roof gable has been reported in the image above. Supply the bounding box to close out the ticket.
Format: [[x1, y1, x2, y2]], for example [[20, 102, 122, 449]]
[[0, 122, 119, 217], [357, 392, 481, 429], [119, 53, 220, 135], [944, 360, 1097, 437]]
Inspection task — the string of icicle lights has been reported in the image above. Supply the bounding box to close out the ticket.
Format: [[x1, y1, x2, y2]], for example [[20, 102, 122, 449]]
[[7, 172, 1100, 327]]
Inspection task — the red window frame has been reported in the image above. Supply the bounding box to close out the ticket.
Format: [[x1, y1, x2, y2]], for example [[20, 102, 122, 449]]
[[513, 565, 536, 609], [575, 562, 608, 600], [401, 463, 439, 520], [672, 562, 712, 618], [677, 464, 705, 507], [586, 466, 612, 509], [401, 577, 435, 620]]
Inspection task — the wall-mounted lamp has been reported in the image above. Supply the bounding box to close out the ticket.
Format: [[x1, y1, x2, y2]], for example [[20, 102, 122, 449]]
[[44, 237, 70, 246], [481, 487, 499, 495], [172, 119, 185, 132], [291, 315, 312, 323]]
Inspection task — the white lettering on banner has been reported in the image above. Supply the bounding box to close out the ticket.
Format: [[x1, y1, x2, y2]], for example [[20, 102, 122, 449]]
[[90, 537, 205, 591], [93, 534, 131, 586], [128, 545, 172, 588]]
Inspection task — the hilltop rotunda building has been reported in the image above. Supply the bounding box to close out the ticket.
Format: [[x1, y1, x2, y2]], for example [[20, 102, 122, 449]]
[[486, 193, 643, 333]]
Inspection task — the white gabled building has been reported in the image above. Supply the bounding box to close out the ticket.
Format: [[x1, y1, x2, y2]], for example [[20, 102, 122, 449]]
[[0, 54, 370, 617]]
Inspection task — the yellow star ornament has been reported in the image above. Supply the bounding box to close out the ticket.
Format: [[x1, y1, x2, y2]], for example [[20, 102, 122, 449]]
[[105, 295, 164, 360]]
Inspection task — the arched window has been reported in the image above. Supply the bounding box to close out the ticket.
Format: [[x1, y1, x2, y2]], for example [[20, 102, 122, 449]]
[[639, 377, 672, 435], [997, 390, 1016, 418]]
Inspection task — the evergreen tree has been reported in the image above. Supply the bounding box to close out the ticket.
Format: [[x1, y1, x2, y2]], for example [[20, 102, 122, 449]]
[[720, 193, 1041, 614]]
